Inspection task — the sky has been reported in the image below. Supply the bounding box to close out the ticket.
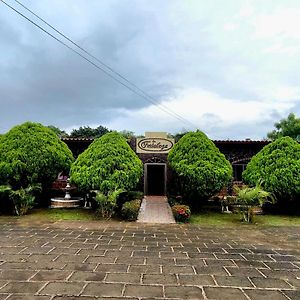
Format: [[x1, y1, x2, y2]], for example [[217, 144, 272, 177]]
[[1, 0, 300, 140]]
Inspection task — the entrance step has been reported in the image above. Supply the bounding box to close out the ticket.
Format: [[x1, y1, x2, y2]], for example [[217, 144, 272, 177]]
[[137, 196, 176, 224]]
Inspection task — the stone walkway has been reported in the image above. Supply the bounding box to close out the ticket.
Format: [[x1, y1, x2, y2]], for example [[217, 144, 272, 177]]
[[0, 219, 299, 299], [137, 196, 175, 224]]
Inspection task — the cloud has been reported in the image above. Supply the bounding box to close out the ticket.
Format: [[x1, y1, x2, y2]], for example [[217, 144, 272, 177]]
[[253, 8, 300, 40], [105, 87, 296, 139], [239, 1, 255, 18], [0, 0, 299, 138]]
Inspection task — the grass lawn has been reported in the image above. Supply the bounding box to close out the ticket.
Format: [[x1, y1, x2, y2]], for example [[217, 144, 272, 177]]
[[21, 208, 99, 221], [24, 209, 300, 226], [0, 208, 126, 224], [1, 208, 299, 227], [190, 211, 300, 226]]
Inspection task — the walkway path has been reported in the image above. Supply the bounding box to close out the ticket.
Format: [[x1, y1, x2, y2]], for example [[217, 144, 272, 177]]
[[0, 219, 299, 299], [137, 196, 176, 224]]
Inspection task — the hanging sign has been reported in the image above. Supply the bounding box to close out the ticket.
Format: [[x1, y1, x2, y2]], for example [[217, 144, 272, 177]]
[[136, 137, 174, 153]]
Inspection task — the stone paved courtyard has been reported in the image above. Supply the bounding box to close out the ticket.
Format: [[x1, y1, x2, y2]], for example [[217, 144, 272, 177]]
[[0, 218, 299, 300]]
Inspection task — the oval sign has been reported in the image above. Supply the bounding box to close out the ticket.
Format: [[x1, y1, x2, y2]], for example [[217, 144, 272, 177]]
[[137, 138, 174, 153]]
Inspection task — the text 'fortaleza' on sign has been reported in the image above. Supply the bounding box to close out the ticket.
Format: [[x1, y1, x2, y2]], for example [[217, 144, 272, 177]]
[[136, 138, 174, 153]]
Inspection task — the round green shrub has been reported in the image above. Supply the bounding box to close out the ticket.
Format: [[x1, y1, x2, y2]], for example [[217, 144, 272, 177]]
[[70, 132, 143, 193], [243, 136, 300, 202], [0, 122, 74, 188], [121, 199, 141, 221], [168, 131, 232, 204], [117, 190, 144, 212]]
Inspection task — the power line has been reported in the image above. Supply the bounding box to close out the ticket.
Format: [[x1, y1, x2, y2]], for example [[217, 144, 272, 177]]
[[13, 1, 154, 99], [2, 0, 198, 129], [13, 0, 198, 130]]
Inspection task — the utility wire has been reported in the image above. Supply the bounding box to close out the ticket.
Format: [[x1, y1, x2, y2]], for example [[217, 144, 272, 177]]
[[2, 0, 198, 130], [13, 0, 198, 130]]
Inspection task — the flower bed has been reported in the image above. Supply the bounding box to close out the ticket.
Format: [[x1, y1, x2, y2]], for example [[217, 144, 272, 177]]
[[172, 204, 191, 223]]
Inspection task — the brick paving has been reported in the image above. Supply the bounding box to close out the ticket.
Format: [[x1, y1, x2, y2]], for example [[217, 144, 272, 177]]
[[0, 219, 299, 299]]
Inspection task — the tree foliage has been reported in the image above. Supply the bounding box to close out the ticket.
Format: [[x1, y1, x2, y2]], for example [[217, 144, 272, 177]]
[[47, 125, 68, 138], [243, 136, 300, 202], [267, 113, 300, 141], [168, 131, 233, 204], [173, 130, 189, 142], [70, 132, 143, 193], [118, 130, 135, 139], [70, 125, 109, 139], [0, 122, 74, 189]]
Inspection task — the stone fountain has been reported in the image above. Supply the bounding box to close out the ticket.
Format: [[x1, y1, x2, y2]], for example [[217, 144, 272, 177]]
[[51, 178, 83, 208]]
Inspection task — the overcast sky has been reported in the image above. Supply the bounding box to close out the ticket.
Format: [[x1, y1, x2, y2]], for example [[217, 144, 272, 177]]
[[1, 0, 300, 139]]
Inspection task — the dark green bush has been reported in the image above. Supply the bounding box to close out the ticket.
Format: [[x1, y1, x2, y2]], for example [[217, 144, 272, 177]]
[[70, 132, 143, 193], [117, 190, 144, 212], [243, 136, 300, 208], [172, 204, 191, 223], [168, 131, 232, 207], [0, 184, 42, 215], [95, 189, 123, 219], [168, 195, 184, 207], [127, 191, 144, 200], [121, 199, 141, 221], [0, 185, 14, 214], [0, 122, 74, 189]]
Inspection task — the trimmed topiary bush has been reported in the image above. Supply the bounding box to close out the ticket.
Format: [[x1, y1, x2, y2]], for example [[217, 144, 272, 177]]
[[168, 131, 232, 207], [243, 136, 300, 206], [70, 132, 143, 193], [121, 199, 142, 221], [0, 122, 74, 189]]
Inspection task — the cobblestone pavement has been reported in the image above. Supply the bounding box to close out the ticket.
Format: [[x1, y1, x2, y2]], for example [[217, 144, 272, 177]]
[[0, 219, 299, 299]]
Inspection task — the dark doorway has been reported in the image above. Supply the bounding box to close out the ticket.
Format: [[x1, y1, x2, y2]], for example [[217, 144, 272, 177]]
[[145, 164, 166, 195], [232, 162, 248, 181]]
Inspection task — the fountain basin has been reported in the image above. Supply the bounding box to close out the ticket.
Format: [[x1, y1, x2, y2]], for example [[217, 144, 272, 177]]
[[50, 197, 83, 208]]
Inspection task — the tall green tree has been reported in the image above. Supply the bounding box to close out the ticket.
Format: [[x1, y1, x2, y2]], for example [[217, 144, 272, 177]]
[[168, 131, 232, 207], [118, 130, 135, 139], [243, 136, 300, 204], [47, 125, 68, 138], [267, 113, 300, 141], [70, 132, 143, 193], [0, 122, 74, 189], [70, 125, 109, 139], [172, 130, 189, 142]]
